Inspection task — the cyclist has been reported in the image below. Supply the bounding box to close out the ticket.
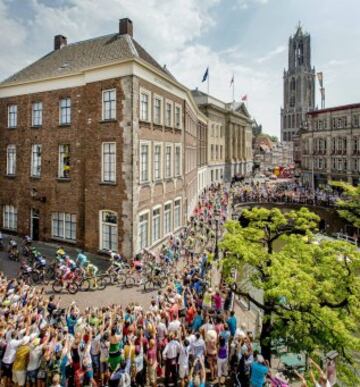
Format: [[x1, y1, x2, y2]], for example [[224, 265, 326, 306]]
[[84, 261, 99, 288], [109, 251, 125, 273], [76, 250, 88, 268], [64, 255, 77, 270]]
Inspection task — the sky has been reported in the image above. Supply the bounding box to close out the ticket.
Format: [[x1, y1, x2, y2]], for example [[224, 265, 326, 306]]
[[1, 0, 360, 137]]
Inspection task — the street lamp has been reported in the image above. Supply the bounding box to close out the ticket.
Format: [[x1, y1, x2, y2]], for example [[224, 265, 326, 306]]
[[214, 208, 221, 260]]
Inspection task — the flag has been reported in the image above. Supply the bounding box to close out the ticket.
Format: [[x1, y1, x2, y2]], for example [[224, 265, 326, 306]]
[[317, 72, 323, 87], [202, 67, 209, 82], [230, 74, 234, 87], [241, 95, 248, 101]]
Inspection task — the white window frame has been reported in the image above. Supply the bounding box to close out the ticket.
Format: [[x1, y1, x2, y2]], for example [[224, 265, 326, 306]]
[[101, 142, 116, 183], [153, 95, 163, 125], [140, 141, 151, 183], [6, 144, 16, 176], [174, 144, 182, 177], [51, 212, 76, 241], [59, 98, 71, 125], [99, 210, 118, 251], [174, 103, 182, 129], [138, 210, 150, 251], [152, 205, 162, 244], [163, 201, 172, 236], [3, 205, 17, 231], [31, 144, 42, 177], [164, 143, 173, 179], [165, 100, 173, 127], [140, 88, 151, 122], [58, 144, 70, 178], [8, 105, 17, 128], [102, 89, 116, 121], [32, 102, 43, 127], [174, 198, 182, 230], [153, 142, 162, 181]]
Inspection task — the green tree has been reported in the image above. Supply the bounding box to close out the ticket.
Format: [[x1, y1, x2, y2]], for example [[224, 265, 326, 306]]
[[220, 207, 360, 384], [330, 181, 360, 229]]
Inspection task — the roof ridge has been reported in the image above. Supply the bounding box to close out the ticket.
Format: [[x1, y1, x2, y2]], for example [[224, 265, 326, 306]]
[[65, 32, 117, 48], [125, 35, 139, 58]]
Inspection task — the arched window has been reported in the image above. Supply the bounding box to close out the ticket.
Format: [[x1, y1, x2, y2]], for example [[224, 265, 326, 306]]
[[290, 78, 295, 90], [99, 210, 118, 251]]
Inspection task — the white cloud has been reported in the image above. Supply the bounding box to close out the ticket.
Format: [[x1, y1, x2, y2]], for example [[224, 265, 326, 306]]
[[236, 0, 269, 9], [256, 45, 286, 63]]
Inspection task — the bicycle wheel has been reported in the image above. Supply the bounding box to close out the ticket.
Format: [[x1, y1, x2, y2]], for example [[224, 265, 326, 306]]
[[68, 282, 78, 294], [80, 278, 91, 292], [97, 277, 107, 291], [144, 280, 155, 292], [116, 273, 126, 285], [52, 280, 63, 293], [102, 274, 112, 286], [124, 276, 135, 288]]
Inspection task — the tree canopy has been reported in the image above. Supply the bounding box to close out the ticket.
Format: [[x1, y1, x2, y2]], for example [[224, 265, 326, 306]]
[[330, 181, 360, 229], [220, 207, 360, 385]]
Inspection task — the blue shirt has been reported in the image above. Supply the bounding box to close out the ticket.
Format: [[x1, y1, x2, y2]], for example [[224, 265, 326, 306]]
[[227, 316, 237, 336], [250, 362, 269, 387], [192, 315, 203, 332], [66, 315, 77, 335]]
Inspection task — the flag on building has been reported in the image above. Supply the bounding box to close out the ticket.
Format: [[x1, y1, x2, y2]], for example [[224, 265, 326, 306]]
[[230, 74, 234, 87], [241, 95, 248, 101], [202, 67, 209, 82]]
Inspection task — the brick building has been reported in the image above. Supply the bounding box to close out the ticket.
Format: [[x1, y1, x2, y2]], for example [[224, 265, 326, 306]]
[[0, 18, 207, 256], [300, 103, 360, 187]]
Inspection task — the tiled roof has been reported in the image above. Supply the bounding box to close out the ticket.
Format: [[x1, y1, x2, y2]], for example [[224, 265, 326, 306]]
[[1, 33, 174, 86]]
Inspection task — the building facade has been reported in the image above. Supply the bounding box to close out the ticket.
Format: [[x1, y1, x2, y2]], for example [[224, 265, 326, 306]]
[[281, 24, 316, 142], [192, 91, 253, 183], [301, 103, 360, 187], [0, 18, 207, 256]]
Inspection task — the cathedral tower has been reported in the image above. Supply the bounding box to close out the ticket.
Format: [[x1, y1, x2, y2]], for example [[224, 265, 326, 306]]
[[281, 23, 316, 142]]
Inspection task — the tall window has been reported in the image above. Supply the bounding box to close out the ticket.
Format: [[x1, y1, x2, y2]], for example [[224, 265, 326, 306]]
[[138, 212, 149, 250], [152, 207, 161, 243], [175, 105, 181, 129], [31, 144, 42, 177], [175, 144, 181, 176], [153, 144, 162, 180], [59, 98, 71, 125], [102, 89, 116, 120], [32, 102, 43, 126], [165, 102, 172, 126], [102, 143, 116, 183], [140, 142, 150, 183], [153, 97, 162, 125], [100, 210, 118, 251], [6, 145, 16, 176], [3, 205, 17, 230], [164, 203, 172, 235], [220, 145, 223, 159], [165, 145, 172, 178], [52, 212, 76, 241], [211, 145, 214, 160], [58, 144, 70, 178], [140, 91, 150, 121], [8, 105, 17, 128], [174, 199, 181, 229]]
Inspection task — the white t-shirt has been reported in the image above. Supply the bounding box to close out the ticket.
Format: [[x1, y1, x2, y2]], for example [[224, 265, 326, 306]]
[[178, 345, 190, 368], [27, 346, 43, 371]]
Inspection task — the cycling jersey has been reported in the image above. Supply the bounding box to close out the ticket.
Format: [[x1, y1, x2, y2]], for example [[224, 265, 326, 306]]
[[77, 253, 88, 268], [86, 264, 98, 276]]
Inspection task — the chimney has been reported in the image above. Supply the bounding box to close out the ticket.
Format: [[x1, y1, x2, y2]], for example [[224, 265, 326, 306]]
[[119, 18, 133, 37], [54, 35, 67, 50]]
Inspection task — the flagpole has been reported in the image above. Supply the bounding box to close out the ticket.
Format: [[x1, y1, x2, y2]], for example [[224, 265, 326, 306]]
[[232, 77, 235, 102], [207, 71, 210, 95]]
